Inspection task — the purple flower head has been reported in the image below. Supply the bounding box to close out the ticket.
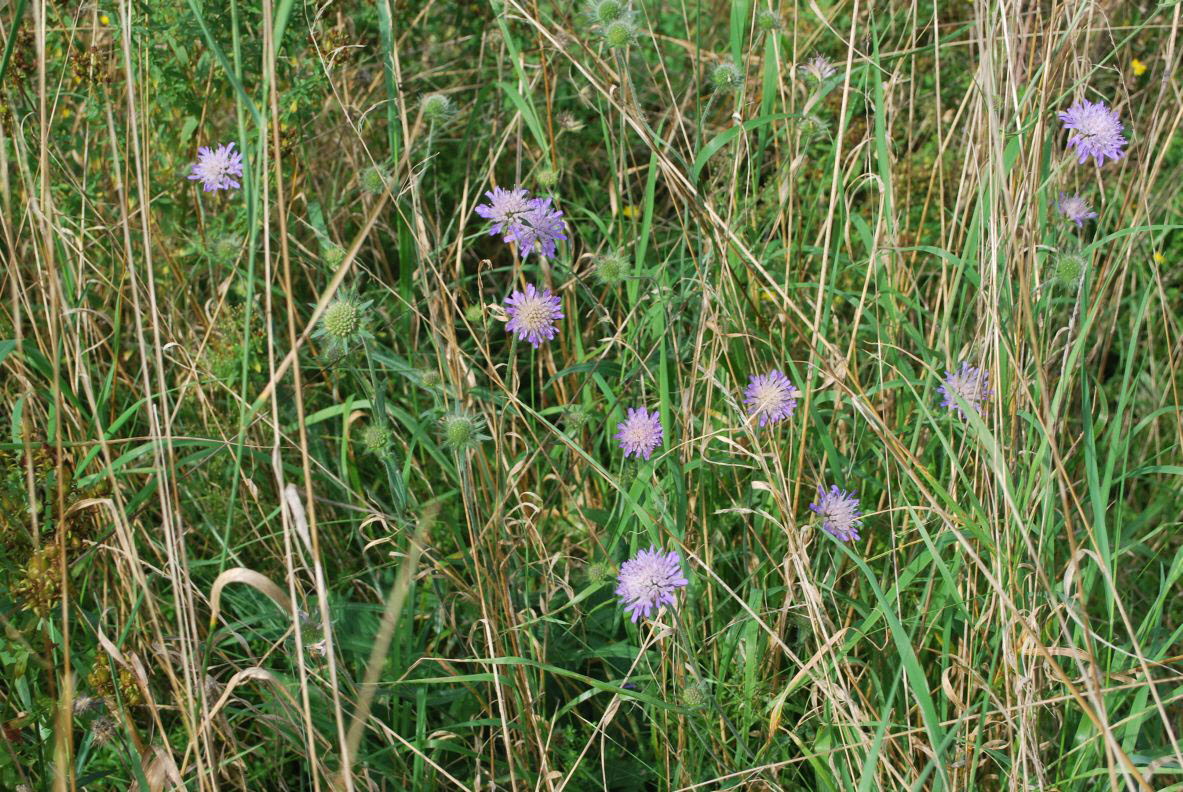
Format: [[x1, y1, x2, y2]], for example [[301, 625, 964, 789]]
[[475, 186, 532, 239], [810, 484, 862, 542], [743, 369, 802, 427], [504, 283, 563, 348], [188, 142, 244, 192], [798, 54, 837, 82], [1056, 192, 1097, 227], [511, 197, 567, 261], [615, 406, 663, 460], [938, 361, 993, 419], [1058, 99, 1127, 167], [615, 545, 688, 622]]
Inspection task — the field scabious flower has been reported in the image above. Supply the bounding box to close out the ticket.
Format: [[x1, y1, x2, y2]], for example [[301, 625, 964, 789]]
[[743, 369, 801, 427], [1058, 98, 1127, 167], [616, 407, 663, 460], [615, 546, 688, 622], [1056, 192, 1097, 227], [810, 484, 862, 542], [938, 361, 992, 418], [188, 142, 243, 192], [798, 54, 837, 83], [504, 283, 563, 347], [513, 197, 567, 260], [475, 186, 532, 239]]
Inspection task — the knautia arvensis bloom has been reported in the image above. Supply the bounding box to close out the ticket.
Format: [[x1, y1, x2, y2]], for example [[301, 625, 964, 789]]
[[938, 361, 993, 418], [743, 369, 801, 427], [513, 197, 567, 260], [810, 484, 862, 542], [1056, 192, 1097, 227], [504, 283, 563, 347], [475, 185, 532, 240], [615, 546, 689, 622], [188, 142, 243, 192], [798, 54, 837, 83], [1058, 98, 1127, 167], [615, 406, 663, 460]]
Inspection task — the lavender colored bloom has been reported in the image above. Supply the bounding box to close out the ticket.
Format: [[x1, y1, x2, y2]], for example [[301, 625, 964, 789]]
[[475, 186, 532, 239], [188, 142, 243, 192], [504, 283, 563, 347], [1056, 192, 1097, 227], [743, 369, 802, 427], [938, 361, 993, 418], [615, 545, 688, 622], [810, 484, 862, 542], [615, 407, 663, 460], [798, 54, 837, 82], [1058, 98, 1127, 167], [512, 197, 567, 261]]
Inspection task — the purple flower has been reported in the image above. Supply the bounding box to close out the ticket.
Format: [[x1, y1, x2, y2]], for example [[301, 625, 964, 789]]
[[743, 369, 802, 427], [938, 361, 993, 418], [1058, 98, 1127, 167], [188, 142, 243, 192], [615, 546, 688, 622], [1056, 192, 1097, 227], [512, 197, 567, 261], [475, 185, 532, 239], [504, 283, 563, 348], [798, 54, 837, 82], [810, 484, 862, 542], [615, 407, 663, 460]]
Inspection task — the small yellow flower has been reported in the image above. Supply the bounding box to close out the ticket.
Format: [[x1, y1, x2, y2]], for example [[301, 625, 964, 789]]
[[100, 13, 110, 25], [1153, 251, 1165, 265], [60, 107, 72, 119], [621, 205, 640, 219], [1132, 58, 1147, 77]]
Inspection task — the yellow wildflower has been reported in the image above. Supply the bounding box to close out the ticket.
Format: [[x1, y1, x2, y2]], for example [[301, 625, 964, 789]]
[[1132, 59, 1147, 77], [621, 205, 640, 219], [1153, 251, 1165, 265], [100, 14, 110, 25]]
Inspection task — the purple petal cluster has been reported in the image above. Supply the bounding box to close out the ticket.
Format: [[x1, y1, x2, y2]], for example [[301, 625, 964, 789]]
[[615, 407, 663, 460], [475, 186, 567, 260], [504, 283, 564, 347], [810, 484, 862, 542], [615, 546, 688, 622], [1056, 192, 1097, 227], [938, 361, 992, 419], [1058, 99, 1127, 167], [743, 369, 801, 427], [188, 142, 243, 192]]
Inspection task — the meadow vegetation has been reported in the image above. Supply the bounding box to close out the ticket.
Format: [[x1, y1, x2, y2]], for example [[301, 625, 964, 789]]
[[1, 0, 1182, 788]]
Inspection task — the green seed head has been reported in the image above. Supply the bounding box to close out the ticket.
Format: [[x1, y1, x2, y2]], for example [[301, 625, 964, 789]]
[[210, 233, 243, 264], [603, 19, 636, 49], [441, 412, 484, 451], [464, 304, 485, 325], [322, 298, 361, 341], [323, 244, 346, 268], [362, 424, 393, 455], [1054, 252, 1087, 285], [564, 405, 591, 430], [585, 560, 616, 584], [419, 368, 443, 388], [421, 92, 456, 124], [360, 164, 390, 194], [536, 167, 560, 190], [756, 9, 782, 32], [593, 0, 625, 24], [594, 250, 630, 286], [681, 682, 710, 710], [711, 62, 744, 92]]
